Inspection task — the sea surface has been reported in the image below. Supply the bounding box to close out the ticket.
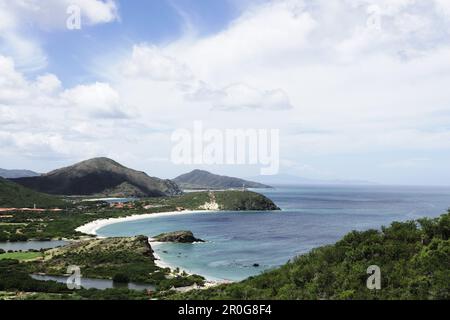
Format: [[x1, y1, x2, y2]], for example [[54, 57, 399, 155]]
[[97, 185, 450, 281]]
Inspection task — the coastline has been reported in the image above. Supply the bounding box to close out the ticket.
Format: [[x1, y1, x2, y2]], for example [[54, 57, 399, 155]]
[[75, 210, 210, 236], [75, 210, 231, 286]]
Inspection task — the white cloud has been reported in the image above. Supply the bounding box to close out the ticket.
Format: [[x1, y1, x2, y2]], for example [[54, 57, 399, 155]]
[[0, 54, 146, 165], [61, 82, 130, 119], [5, 0, 119, 29], [0, 55, 30, 103], [187, 83, 293, 111], [0, 0, 119, 71], [122, 45, 193, 81], [434, 0, 450, 17], [104, 0, 450, 166], [3, 0, 450, 183]]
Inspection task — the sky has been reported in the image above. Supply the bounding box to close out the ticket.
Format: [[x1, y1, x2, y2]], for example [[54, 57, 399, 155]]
[[1, 0, 450, 185]]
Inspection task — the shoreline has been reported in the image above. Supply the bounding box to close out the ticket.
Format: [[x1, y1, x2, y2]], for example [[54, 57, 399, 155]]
[[149, 241, 232, 286], [75, 210, 210, 236], [75, 210, 231, 286]]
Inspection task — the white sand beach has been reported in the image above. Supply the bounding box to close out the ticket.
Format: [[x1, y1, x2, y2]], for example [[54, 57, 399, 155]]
[[75, 210, 209, 236]]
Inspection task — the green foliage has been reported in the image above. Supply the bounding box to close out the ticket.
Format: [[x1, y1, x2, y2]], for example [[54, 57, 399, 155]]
[[0, 251, 42, 261], [170, 212, 450, 300], [113, 273, 130, 283], [29, 237, 161, 284], [27, 236, 205, 292], [0, 260, 70, 294], [0, 178, 66, 208], [140, 191, 279, 211], [158, 275, 206, 291], [213, 191, 280, 211]]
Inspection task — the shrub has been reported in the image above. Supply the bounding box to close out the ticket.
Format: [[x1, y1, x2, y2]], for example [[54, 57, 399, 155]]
[[112, 273, 130, 284]]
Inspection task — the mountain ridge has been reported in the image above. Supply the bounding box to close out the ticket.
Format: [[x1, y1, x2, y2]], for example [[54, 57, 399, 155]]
[[0, 168, 40, 179], [174, 169, 271, 190], [0, 178, 65, 208], [11, 157, 182, 197]]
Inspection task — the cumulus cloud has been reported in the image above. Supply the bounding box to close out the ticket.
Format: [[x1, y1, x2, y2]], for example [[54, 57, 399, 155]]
[[186, 83, 293, 111], [34, 74, 62, 94], [0, 55, 31, 104], [0, 54, 129, 119], [0, 54, 141, 165], [105, 0, 450, 166], [3, 0, 450, 182], [119, 43, 293, 111], [61, 82, 130, 119], [0, 0, 119, 71], [122, 45, 194, 81]]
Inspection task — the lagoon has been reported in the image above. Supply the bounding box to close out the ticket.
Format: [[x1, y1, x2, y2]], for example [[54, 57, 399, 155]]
[[30, 274, 156, 291]]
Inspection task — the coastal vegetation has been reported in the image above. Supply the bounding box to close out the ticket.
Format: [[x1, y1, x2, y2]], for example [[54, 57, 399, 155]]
[[0, 191, 278, 242], [167, 211, 450, 300], [28, 236, 205, 289], [213, 191, 280, 211], [139, 191, 279, 212], [0, 178, 66, 209], [0, 259, 151, 300], [0, 251, 42, 261], [0, 236, 205, 300], [153, 231, 205, 243], [4, 165, 447, 301]]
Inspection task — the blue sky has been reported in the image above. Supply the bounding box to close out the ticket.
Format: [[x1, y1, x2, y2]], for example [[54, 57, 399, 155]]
[[33, 0, 238, 86], [1, 0, 450, 185]]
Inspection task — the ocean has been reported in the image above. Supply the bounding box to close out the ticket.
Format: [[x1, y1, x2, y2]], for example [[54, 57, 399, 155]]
[[97, 185, 450, 281]]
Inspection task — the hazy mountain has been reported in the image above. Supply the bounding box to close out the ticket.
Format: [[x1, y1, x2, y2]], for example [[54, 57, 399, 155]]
[[0, 168, 39, 179], [0, 178, 65, 208], [249, 174, 377, 186], [11, 157, 182, 197], [174, 170, 271, 190]]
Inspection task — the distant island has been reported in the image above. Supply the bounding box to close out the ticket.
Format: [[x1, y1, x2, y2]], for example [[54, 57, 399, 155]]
[[174, 169, 271, 190]]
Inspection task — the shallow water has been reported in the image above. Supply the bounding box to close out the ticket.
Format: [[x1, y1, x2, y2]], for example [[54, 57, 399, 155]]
[[97, 185, 450, 281]]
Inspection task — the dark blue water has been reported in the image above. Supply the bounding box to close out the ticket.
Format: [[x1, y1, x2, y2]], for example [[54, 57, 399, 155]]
[[97, 185, 450, 281]]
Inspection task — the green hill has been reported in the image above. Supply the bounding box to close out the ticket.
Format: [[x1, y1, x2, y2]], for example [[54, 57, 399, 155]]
[[11, 157, 182, 197], [142, 191, 280, 211], [0, 178, 66, 208], [170, 211, 450, 300], [174, 170, 271, 190]]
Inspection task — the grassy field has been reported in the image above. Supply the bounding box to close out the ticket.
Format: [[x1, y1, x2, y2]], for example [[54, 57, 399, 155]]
[[0, 252, 42, 261]]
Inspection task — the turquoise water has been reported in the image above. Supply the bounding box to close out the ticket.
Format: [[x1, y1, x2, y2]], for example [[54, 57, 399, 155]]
[[97, 185, 450, 281]]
